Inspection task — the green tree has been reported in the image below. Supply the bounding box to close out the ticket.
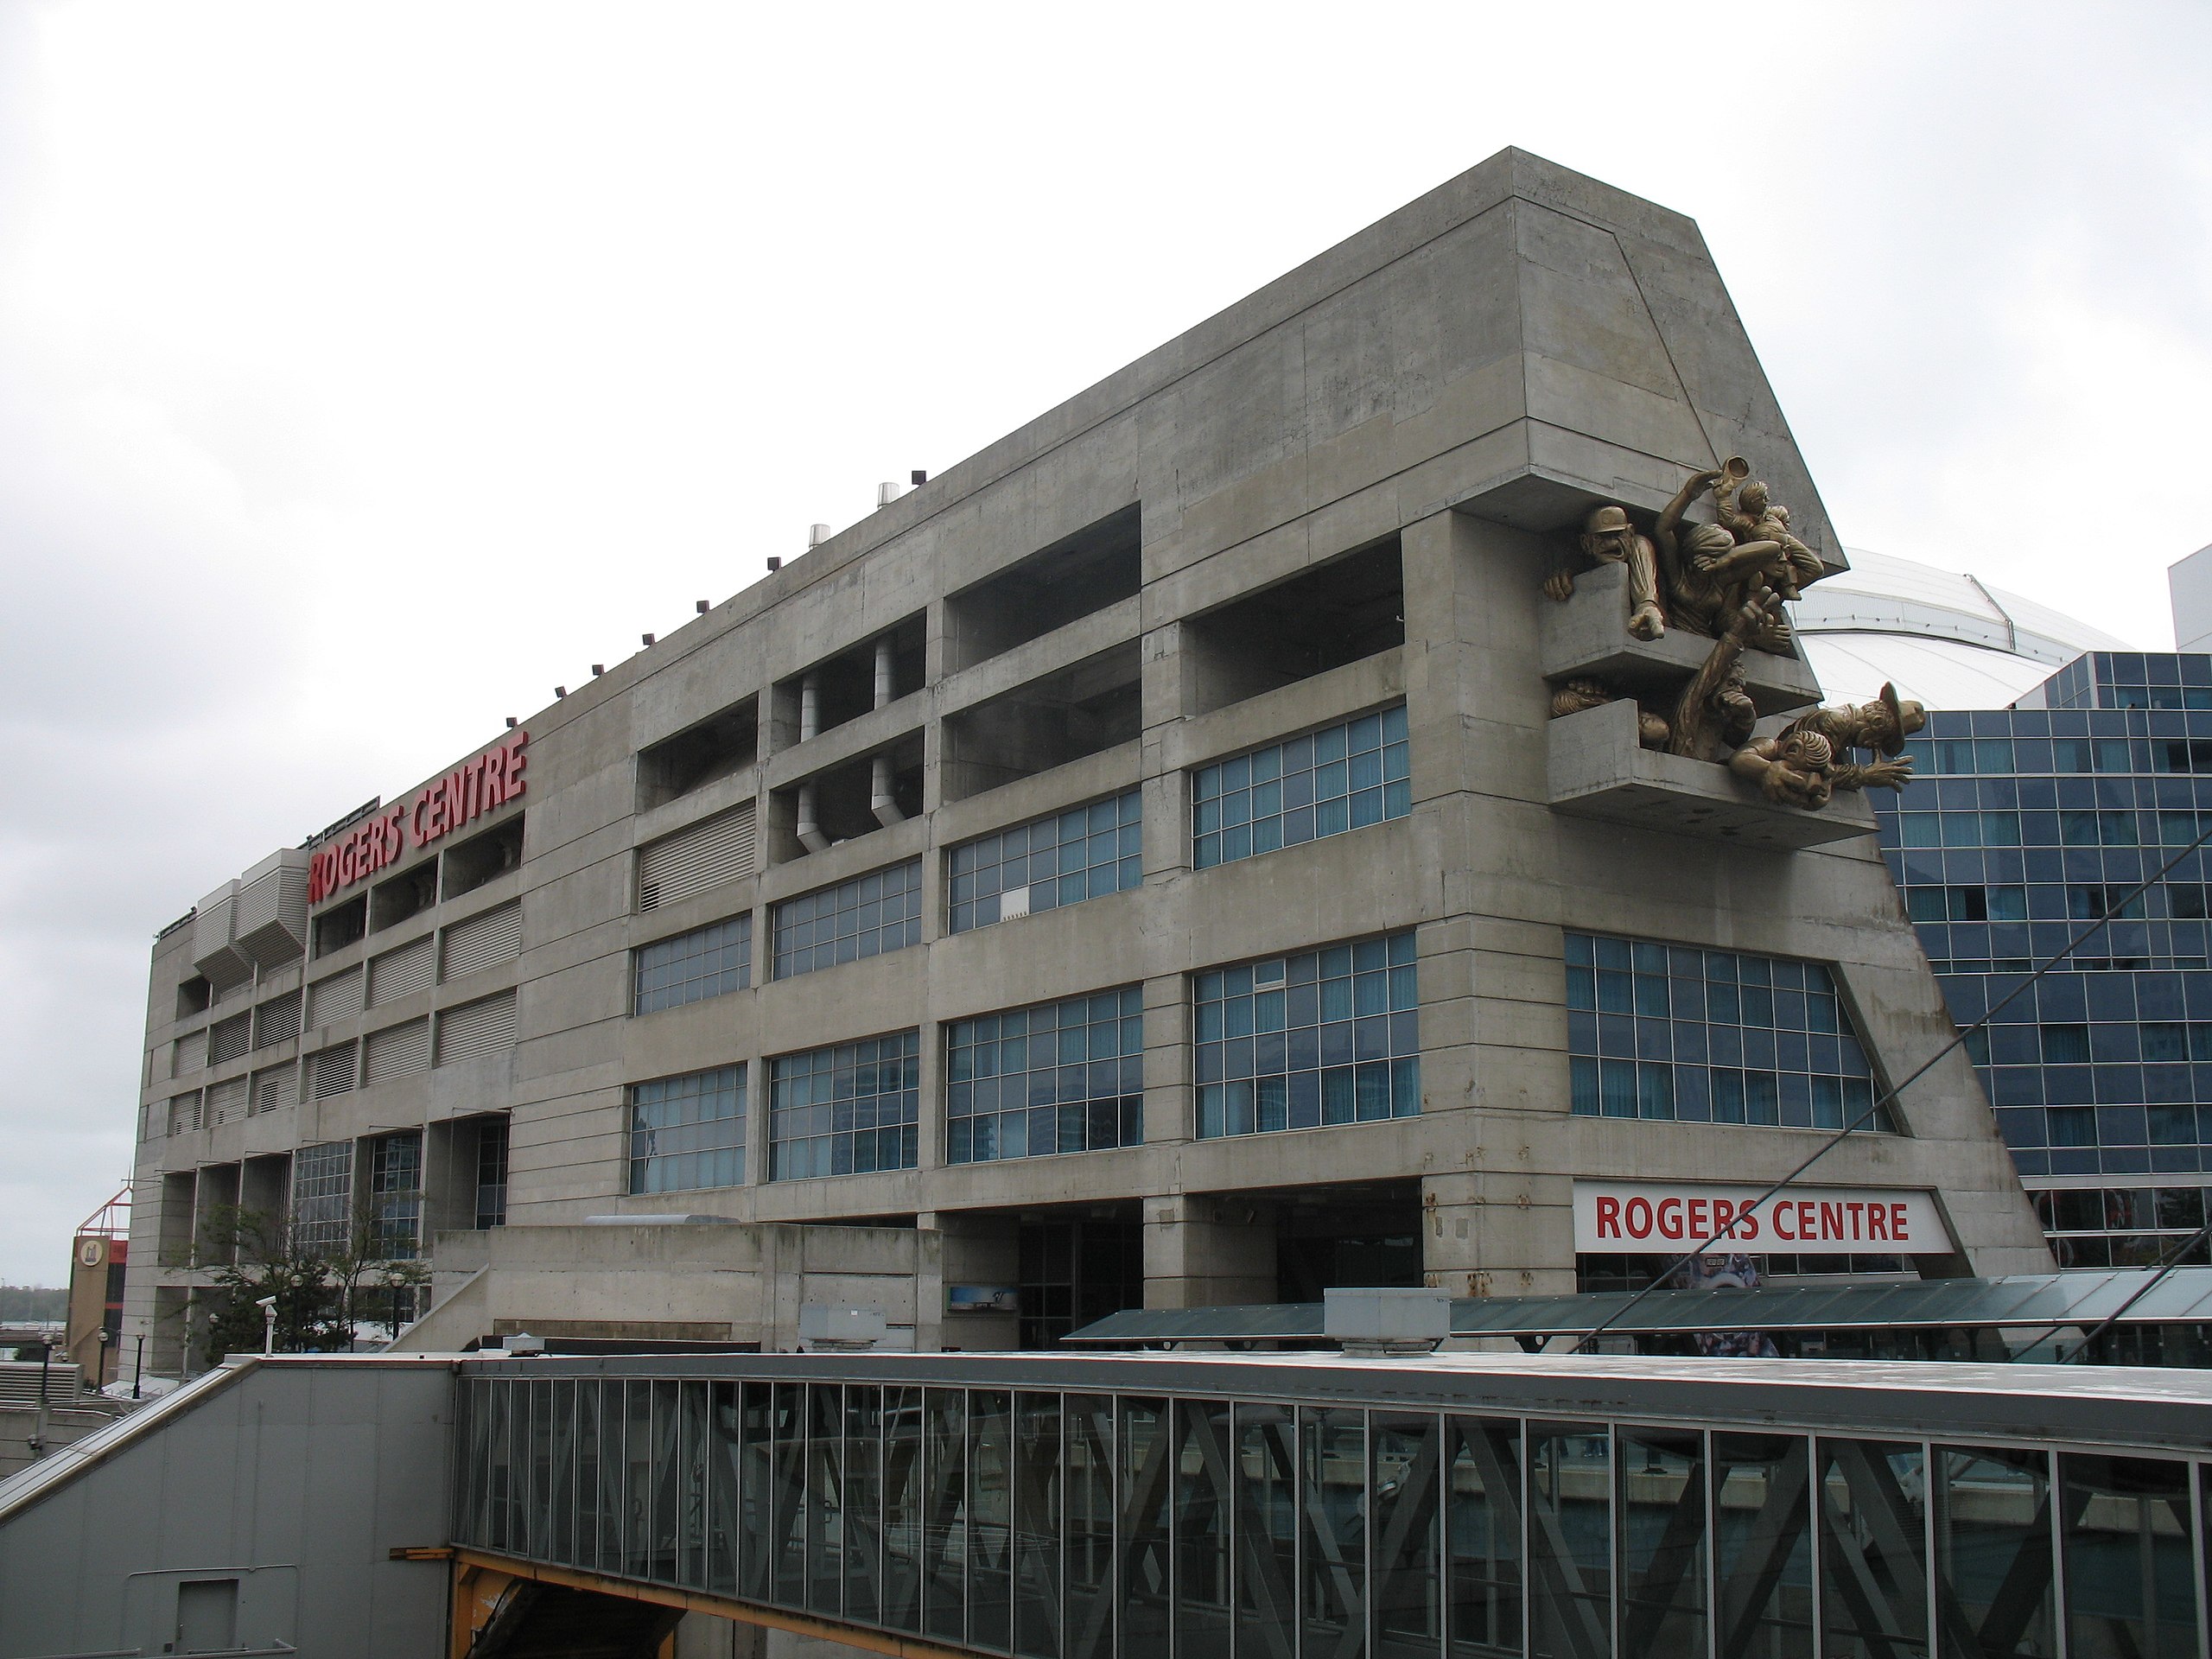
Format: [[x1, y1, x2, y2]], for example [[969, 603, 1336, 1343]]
[[169, 1201, 433, 1368]]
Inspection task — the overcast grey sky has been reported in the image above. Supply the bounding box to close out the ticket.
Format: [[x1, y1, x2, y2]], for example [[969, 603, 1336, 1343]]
[[2, 3, 2208, 1283]]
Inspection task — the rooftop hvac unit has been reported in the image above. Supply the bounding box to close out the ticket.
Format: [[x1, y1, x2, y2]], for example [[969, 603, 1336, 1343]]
[[233, 849, 310, 971], [808, 523, 832, 549], [191, 880, 253, 991]]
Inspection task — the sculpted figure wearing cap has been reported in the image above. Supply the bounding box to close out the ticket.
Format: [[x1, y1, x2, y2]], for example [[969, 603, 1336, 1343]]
[[1779, 682, 1924, 791], [1542, 504, 1667, 640]]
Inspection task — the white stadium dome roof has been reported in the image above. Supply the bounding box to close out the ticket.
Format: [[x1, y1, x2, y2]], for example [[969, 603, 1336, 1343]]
[[1786, 548, 2134, 711]]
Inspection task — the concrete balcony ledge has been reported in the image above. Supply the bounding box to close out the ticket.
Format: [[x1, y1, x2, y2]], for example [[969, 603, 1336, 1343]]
[[1547, 699, 1875, 851], [1540, 563, 1821, 717]]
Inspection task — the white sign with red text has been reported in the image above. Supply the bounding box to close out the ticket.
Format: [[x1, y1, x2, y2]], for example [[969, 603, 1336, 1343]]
[[1573, 1180, 1951, 1255]]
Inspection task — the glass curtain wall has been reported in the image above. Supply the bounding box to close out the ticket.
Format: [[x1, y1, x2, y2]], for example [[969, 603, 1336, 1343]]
[[454, 1376, 2209, 1659]]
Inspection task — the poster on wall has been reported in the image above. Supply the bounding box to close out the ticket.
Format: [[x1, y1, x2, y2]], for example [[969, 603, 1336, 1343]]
[[946, 1286, 1020, 1314]]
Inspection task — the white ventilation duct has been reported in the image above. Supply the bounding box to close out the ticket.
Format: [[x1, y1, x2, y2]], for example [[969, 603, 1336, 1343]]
[[799, 673, 821, 742], [874, 638, 894, 710], [796, 782, 830, 854], [870, 754, 905, 826], [876, 481, 904, 508], [808, 523, 833, 549]]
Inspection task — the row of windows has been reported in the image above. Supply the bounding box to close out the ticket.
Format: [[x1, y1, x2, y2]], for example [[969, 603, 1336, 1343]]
[[1891, 809, 2212, 849], [1900, 734, 2212, 776], [1999, 1105, 2212, 1156], [1903, 883, 2212, 923], [625, 936, 1422, 1191], [630, 705, 1414, 1007]]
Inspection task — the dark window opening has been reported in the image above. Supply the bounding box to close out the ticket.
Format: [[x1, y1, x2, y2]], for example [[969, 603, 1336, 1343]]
[[2171, 884, 2210, 920], [1018, 1212, 1144, 1350], [942, 641, 1141, 803], [474, 1116, 510, 1228], [1180, 535, 1404, 716], [772, 613, 926, 749], [771, 733, 925, 861], [370, 860, 439, 933], [176, 976, 212, 1019], [2163, 740, 2212, 772], [638, 697, 759, 810], [946, 505, 1142, 672], [1274, 1184, 1424, 1304], [312, 894, 366, 957], [2042, 1023, 2093, 1065], [443, 816, 523, 900]]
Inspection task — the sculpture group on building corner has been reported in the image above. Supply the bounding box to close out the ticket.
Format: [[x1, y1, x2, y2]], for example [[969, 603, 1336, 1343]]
[[1544, 458, 1925, 813]]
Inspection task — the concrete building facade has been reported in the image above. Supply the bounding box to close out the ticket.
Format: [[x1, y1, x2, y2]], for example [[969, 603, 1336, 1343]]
[[125, 149, 2050, 1370]]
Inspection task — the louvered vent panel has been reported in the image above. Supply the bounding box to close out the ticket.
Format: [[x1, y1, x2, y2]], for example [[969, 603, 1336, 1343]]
[[637, 804, 755, 912], [234, 853, 309, 970], [309, 1043, 357, 1098], [364, 1018, 432, 1084], [254, 991, 301, 1049], [442, 902, 522, 980], [169, 1092, 201, 1135], [208, 1014, 251, 1065], [206, 1077, 248, 1126], [251, 1067, 292, 1115], [370, 937, 435, 1005], [308, 968, 365, 1027], [436, 992, 517, 1065], [171, 1030, 205, 1078]]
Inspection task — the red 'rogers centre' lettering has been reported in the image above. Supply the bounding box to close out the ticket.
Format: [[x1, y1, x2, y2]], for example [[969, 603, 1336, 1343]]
[[1582, 1182, 1927, 1251], [308, 730, 529, 904]]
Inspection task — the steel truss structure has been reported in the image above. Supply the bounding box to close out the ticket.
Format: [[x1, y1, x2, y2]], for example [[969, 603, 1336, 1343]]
[[450, 1353, 2212, 1659]]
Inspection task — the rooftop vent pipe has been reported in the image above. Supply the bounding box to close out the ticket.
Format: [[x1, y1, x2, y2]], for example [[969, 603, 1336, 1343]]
[[808, 523, 832, 549], [796, 782, 830, 854], [877, 481, 904, 508], [871, 754, 906, 826]]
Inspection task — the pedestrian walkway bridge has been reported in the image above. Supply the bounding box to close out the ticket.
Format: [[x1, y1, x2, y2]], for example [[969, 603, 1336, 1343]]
[[448, 1351, 2212, 1659]]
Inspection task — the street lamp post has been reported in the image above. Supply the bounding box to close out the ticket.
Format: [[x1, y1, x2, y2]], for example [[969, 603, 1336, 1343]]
[[257, 1295, 278, 1357], [130, 1333, 144, 1400]]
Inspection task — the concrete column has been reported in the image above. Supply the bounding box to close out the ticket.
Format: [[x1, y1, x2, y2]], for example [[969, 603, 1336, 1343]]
[[1142, 1193, 1275, 1308], [925, 1211, 1020, 1351], [1421, 1169, 1577, 1299]]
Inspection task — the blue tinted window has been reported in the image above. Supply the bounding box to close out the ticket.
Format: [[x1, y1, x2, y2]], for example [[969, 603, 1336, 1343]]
[[1565, 931, 1892, 1132], [946, 987, 1142, 1163], [772, 860, 922, 978], [1195, 931, 1419, 1137], [768, 1033, 918, 1179], [948, 791, 1140, 933], [630, 1065, 747, 1193], [1192, 705, 1409, 869], [633, 914, 751, 1014]]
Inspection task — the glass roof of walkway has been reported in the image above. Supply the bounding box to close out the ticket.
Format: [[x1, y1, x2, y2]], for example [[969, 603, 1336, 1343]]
[[1062, 1268, 2212, 1347]]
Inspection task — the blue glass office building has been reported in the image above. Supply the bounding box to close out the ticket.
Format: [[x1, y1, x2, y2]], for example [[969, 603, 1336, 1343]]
[[1874, 652, 2212, 1268]]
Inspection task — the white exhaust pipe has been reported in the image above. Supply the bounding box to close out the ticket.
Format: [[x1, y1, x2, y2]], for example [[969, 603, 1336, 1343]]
[[799, 673, 820, 742], [797, 782, 830, 853], [871, 754, 906, 826], [874, 638, 894, 710]]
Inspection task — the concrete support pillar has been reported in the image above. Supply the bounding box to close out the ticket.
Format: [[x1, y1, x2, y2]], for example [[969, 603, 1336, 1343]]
[[1142, 1194, 1276, 1309], [923, 1211, 1020, 1351], [1420, 1170, 1577, 1299]]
